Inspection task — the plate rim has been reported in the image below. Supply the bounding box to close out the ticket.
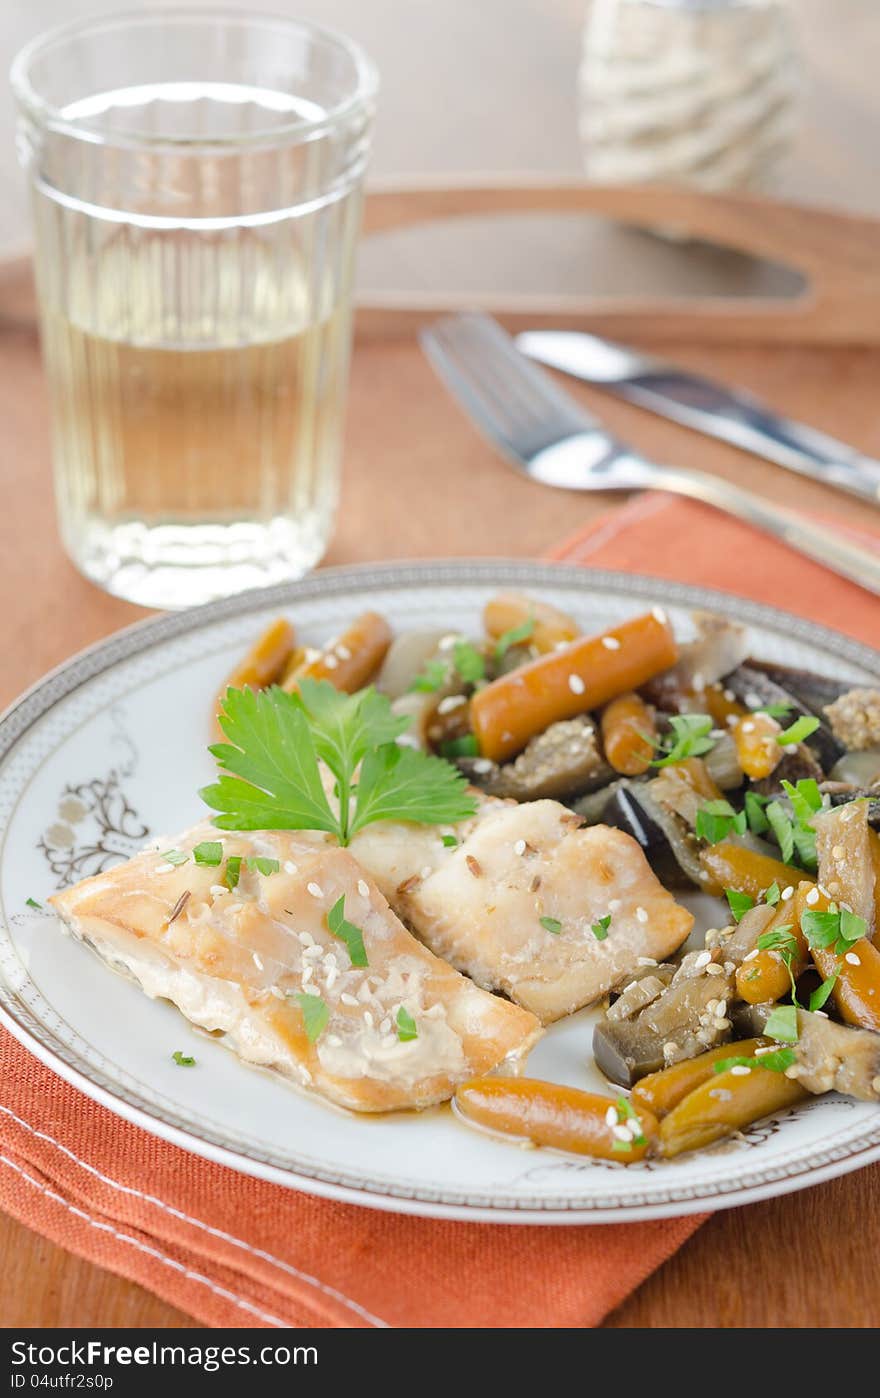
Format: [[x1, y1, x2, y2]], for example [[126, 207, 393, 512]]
[[2, 557, 880, 1224]]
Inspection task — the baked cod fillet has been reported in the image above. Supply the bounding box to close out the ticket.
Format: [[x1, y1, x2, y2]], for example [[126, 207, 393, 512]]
[[50, 823, 541, 1112], [352, 799, 694, 1022]]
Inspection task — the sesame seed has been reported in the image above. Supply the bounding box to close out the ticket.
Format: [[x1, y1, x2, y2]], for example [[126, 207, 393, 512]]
[[420, 865, 433, 879], [357, 879, 370, 898], [845, 952, 861, 965], [325, 1034, 343, 1047], [694, 950, 712, 968], [252, 953, 264, 971], [472, 758, 493, 774], [692, 671, 705, 691], [466, 855, 483, 878], [364, 1011, 374, 1028], [380, 1017, 391, 1035], [514, 839, 527, 856], [326, 967, 338, 990], [336, 644, 351, 660], [716, 999, 727, 1017], [781, 885, 794, 901], [283, 861, 297, 875], [323, 654, 339, 670], [568, 673, 586, 695], [303, 945, 322, 959], [637, 956, 657, 967], [871, 1076, 880, 1095], [652, 606, 668, 624], [154, 863, 174, 875], [438, 633, 458, 651], [705, 963, 725, 976], [604, 1106, 618, 1127], [209, 884, 226, 897], [341, 993, 359, 1007], [744, 692, 761, 709], [741, 721, 755, 734], [298, 931, 314, 947], [529, 875, 541, 893], [307, 882, 324, 899], [437, 694, 466, 714], [608, 899, 621, 912], [831, 845, 846, 860], [635, 906, 648, 923], [743, 948, 759, 962], [805, 887, 820, 905], [730, 1065, 752, 1076], [611, 1124, 632, 1142], [601, 636, 621, 651], [302, 966, 313, 984]]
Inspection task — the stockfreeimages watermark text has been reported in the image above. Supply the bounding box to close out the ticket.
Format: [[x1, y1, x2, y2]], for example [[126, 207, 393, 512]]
[[10, 1342, 316, 1376]]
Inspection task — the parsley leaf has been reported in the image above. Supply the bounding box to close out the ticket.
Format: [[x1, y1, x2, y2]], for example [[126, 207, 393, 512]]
[[755, 702, 793, 719], [592, 914, 612, 941], [224, 856, 242, 890], [396, 1007, 418, 1041], [494, 616, 535, 662], [777, 715, 820, 746], [764, 881, 782, 906], [744, 790, 770, 834], [246, 856, 280, 877], [540, 916, 562, 935], [802, 905, 866, 956], [713, 1048, 796, 1075], [161, 849, 189, 866], [297, 992, 329, 1043], [809, 975, 838, 1012], [652, 714, 715, 768], [172, 1050, 196, 1067], [203, 683, 476, 846], [695, 798, 747, 844], [441, 834, 459, 848], [764, 1004, 799, 1043], [453, 640, 486, 686], [756, 924, 796, 953], [193, 840, 223, 867], [766, 801, 795, 864], [409, 658, 450, 693], [327, 895, 368, 968], [725, 888, 755, 922], [25, 897, 43, 910]]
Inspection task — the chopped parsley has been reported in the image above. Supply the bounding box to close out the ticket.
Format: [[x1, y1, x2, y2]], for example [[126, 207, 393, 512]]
[[396, 1007, 418, 1042], [591, 914, 612, 942], [755, 702, 793, 719], [440, 734, 480, 759], [777, 715, 820, 746], [801, 905, 865, 956], [764, 1004, 799, 1044], [203, 682, 476, 845], [172, 1051, 196, 1067], [161, 849, 189, 866], [808, 975, 838, 1012], [409, 658, 450, 693], [25, 897, 42, 910], [224, 856, 242, 890], [452, 640, 486, 686], [725, 888, 755, 922], [192, 841, 223, 867], [539, 916, 562, 935], [327, 895, 368, 968], [297, 992, 329, 1044], [766, 801, 795, 864], [695, 798, 747, 844], [246, 856, 280, 877], [744, 790, 770, 835], [764, 881, 782, 906], [713, 1048, 796, 1075], [493, 615, 535, 662], [441, 834, 459, 848], [651, 714, 715, 768]]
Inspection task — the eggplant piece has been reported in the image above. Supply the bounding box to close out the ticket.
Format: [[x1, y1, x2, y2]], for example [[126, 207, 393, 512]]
[[731, 1004, 880, 1102], [606, 966, 677, 1022], [593, 782, 700, 889], [824, 689, 880, 752], [572, 778, 629, 825], [746, 659, 851, 715], [814, 801, 876, 933], [725, 663, 844, 772], [593, 956, 736, 1087], [751, 744, 823, 798], [456, 717, 613, 801], [702, 731, 744, 791], [666, 612, 751, 691]]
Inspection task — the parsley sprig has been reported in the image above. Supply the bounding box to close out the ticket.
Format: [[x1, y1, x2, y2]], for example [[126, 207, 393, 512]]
[[202, 682, 477, 846]]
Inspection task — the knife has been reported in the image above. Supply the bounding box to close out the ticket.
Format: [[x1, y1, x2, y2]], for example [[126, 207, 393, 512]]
[[516, 330, 880, 507]]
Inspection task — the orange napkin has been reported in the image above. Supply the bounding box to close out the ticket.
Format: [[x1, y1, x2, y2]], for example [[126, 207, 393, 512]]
[[1, 495, 877, 1330]]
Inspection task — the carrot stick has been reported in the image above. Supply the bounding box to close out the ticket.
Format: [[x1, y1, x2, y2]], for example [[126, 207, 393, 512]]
[[283, 611, 393, 695], [470, 610, 678, 762], [601, 692, 657, 775]]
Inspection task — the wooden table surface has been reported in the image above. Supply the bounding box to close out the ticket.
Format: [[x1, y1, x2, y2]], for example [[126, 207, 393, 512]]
[[2, 312, 879, 1326]]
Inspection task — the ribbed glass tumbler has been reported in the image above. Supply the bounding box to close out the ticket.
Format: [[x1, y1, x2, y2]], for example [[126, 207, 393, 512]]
[[12, 10, 377, 608]]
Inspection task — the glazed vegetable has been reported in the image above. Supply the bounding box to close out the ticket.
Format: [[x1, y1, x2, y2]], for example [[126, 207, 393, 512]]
[[283, 611, 393, 694], [377, 629, 449, 699], [483, 593, 579, 655], [829, 748, 880, 788], [698, 842, 808, 900], [746, 659, 850, 716], [824, 688, 880, 752], [731, 711, 783, 781], [659, 1064, 808, 1157], [805, 884, 880, 1034], [454, 1077, 657, 1162], [725, 663, 844, 771], [648, 757, 724, 830], [735, 889, 811, 1006], [591, 782, 700, 889], [701, 731, 744, 791], [814, 801, 876, 935], [734, 1004, 880, 1100], [601, 692, 657, 776], [216, 617, 295, 720], [470, 610, 678, 763], [632, 1038, 769, 1119], [668, 612, 750, 689], [459, 717, 612, 801]]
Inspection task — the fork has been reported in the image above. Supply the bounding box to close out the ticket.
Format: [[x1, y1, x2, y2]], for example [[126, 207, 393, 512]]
[[420, 313, 880, 596]]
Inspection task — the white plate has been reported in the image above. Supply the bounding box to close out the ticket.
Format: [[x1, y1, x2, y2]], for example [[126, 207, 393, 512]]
[[2, 561, 879, 1224]]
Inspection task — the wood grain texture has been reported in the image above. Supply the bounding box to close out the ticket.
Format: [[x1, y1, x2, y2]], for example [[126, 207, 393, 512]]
[[2, 294, 880, 1328]]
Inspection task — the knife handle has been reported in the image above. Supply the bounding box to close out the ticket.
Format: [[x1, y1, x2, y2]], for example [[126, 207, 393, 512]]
[[644, 465, 880, 596]]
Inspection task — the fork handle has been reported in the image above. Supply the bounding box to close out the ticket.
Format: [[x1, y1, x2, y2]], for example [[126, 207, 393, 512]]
[[642, 464, 880, 596]]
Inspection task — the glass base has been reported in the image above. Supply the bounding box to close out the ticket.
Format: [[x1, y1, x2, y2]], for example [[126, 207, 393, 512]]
[[67, 515, 330, 609]]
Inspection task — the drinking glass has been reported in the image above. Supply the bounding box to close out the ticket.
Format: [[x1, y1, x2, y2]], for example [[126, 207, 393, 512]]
[[12, 10, 377, 608]]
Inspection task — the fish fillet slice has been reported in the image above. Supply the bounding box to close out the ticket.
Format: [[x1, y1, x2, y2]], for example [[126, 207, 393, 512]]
[[352, 800, 694, 1022], [50, 822, 541, 1113]]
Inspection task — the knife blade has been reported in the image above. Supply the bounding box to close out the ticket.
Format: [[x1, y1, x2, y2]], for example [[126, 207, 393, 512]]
[[516, 330, 880, 507]]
